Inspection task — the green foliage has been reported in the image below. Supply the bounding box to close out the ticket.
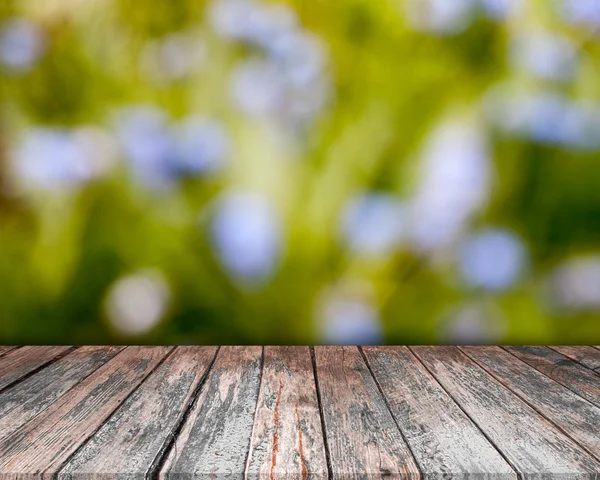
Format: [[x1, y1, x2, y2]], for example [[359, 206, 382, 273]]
[[0, 0, 599, 344]]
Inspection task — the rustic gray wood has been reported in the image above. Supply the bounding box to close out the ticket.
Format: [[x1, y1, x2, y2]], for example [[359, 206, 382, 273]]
[[411, 346, 600, 479], [314, 346, 420, 480], [246, 346, 328, 480], [0, 346, 171, 478], [0, 345, 599, 479], [363, 346, 516, 479], [461, 346, 600, 461], [504, 346, 600, 408], [550, 346, 600, 371], [58, 346, 218, 480], [0, 346, 123, 442], [0, 345, 72, 391], [160, 346, 263, 479], [0, 346, 17, 358]]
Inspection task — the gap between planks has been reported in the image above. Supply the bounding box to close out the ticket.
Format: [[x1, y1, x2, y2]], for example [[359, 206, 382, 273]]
[[0, 346, 599, 479]]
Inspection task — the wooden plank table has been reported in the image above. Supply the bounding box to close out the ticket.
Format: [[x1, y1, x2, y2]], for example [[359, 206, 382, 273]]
[[0, 346, 598, 479]]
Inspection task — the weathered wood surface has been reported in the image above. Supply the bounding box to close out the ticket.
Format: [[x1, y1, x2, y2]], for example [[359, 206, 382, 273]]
[[411, 346, 600, 479], [59, 346, 218, 480], [461, 346, 600, 461], [160, 346, 263, 479], [505, 346, 600, 408], [0, 345, 72, 391], [0, 346, 124, 442], [246, 346, 328, 480], [314, 346, 420, 479], [0, 345, 599, 479], [0, 346, 171, 478], [0, 346, 16, 358], [363, 346, 516, 479], [550, 346, 600, 371]]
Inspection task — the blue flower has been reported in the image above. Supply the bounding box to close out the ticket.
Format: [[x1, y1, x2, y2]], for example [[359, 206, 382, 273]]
[[479, 0, 522, 19], [114, 106, 178, 189], [209, 0, 260, 41], [267, 31, 326, 87], [210, 190, 283, 286], [509, 31, 577, 82], [459, 228, 527, 291], [483, 85, 600, 150], [209, 0, 297, 47], [0, 18, 44, 73], [341, 193, 407, 258], [172, 116, 230, 175], [409, 119, 490, 252], [561, 0, 600, 30], [244, 2, 298, 49], [12, 127, 93, 191], [527, 93, 572, 145], [230, 59, 288, 117]]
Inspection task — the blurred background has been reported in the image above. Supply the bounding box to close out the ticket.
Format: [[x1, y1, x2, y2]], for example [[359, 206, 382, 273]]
[[1, 0, 599, 345]]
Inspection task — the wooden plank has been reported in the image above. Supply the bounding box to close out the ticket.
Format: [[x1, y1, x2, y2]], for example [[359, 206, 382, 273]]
[[314, 346, 420, 480], [461, 346, 600, 461], [363, 346, 516, 479], [0, 346, 17, 358], [550, 346, 600, 371], [0, 346, 171, 478], [411, 346, 600, 478], [59, 346, 218, 479], [0, 346, 72, 391], [504, 346, 600, 410], [0, 346, 124, 442], [160, 346, 263, 479], [246, 346, 328, 480]]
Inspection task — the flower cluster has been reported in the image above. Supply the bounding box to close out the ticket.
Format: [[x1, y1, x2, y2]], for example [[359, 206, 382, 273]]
[[1, 0, 599, 345], [115, 106, 230, 189], [211, 0, 331, 129]]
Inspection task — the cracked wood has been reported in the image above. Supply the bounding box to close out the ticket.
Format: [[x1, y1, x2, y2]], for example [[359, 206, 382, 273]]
[[411, 346, 600, 479], [363, 346, 516, 479], [246, 346, 327, 480], [160, 345, 263, 479], [0, 346, 171, 478], [314, 346, 420, 479]]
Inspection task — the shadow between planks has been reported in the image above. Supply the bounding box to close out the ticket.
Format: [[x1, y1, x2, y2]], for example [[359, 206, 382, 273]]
[[0, 345, 598, 479]]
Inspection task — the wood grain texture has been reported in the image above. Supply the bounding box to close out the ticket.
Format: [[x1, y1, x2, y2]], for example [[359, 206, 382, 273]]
[[314, 346, 420, 480], [160, 346, 263, 480], [363, 346, 516, 480], [0, 346, 171, 479], [246, 346, 328, 480], [504, 346, 600, 408], [461, 346, 600, 461], [0, 346, 123, 442], [550, 346, 600, 371], [411, 346, 600, 479], [0, 345, 599, 479], [59, 346, 218, 480], [0, 346, 72, 391], [0, 347, 17, 358]]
